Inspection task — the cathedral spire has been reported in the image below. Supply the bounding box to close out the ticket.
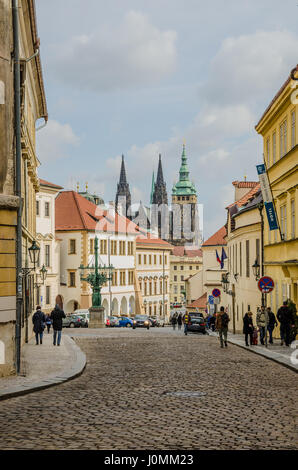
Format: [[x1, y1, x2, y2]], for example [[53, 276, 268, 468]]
[[150, 171, 155, 205], [152, 154, 168, 205], [119, 154, 127, 184], [115, 154, 131, 218]]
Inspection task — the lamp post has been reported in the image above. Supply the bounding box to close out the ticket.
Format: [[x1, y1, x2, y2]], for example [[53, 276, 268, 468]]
[[252, 259, 260, 281], [79, 237, 114, 326], [221, 272, 229, 293]]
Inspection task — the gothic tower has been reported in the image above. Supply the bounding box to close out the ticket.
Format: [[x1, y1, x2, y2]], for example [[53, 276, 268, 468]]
[[151, 154, 169, 239], [152, 154, 168, 206], [171, 144, 199, 246], [115, 155, 132, 218]]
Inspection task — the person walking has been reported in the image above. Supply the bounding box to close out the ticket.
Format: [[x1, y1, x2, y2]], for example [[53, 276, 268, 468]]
[[32, 306, 46, 345], [256, 306, 269, 345], [177, 313, 183, 330], [45, 314, 52, 334], [215, 306, 230, 348], [50, 304, 66, 346], [277, 301, 295, 347], [171, 313, 177, 330], [267, 307, 278, 344], [183, 310, 189, 335], [243, 311, 254, 346], [209, 313, 216, 332]]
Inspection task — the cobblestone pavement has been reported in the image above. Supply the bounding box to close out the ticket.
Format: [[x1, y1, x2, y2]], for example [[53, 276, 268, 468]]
[[0, 328, 297, 450]]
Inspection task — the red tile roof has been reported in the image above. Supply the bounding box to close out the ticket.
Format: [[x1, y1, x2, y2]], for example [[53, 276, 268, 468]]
[[171, 246, 202, 257], [39, 178, 63, 190], [232, 181, 259, 189], [187, 292, 207, 309], [202, 226, 227, 246], [226, 183, 261, 210], [136, 233, 172, 248], [55, 191, 140, 234]]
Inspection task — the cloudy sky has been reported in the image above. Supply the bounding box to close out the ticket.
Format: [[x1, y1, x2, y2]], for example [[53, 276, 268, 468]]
[[35, 0, 298, 238]]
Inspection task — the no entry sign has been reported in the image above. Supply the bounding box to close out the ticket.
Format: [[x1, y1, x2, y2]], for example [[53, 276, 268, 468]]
[[258, 276, 274, 294], [212, 288, 221, 298]]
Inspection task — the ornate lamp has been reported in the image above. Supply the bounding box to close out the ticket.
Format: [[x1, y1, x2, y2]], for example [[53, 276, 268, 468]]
[[28, 240, 40, 269], [39, 264, 48, 284], [252, 259, 260, 280], [221, 272, 229, 293]]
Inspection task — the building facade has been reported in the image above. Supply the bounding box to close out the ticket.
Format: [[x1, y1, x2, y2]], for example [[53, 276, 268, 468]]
[[255, 65, 298, 318], [136, 235, 171, 320], [0, 0, 47, 376], [170, 246, 202, 305]]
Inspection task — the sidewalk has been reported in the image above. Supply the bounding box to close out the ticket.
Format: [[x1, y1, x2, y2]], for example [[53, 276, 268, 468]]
[[208, 330, 298, 372], [0, 331, 86, 401]]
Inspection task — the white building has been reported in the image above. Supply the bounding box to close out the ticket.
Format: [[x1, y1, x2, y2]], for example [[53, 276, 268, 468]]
[[136, 234, 172, 320], [36, 179, 63, 313], [55, 190, 140, 317]]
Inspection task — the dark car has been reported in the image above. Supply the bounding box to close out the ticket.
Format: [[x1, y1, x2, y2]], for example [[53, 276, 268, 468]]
[[62, 314, 87, 328], [185, 313, 206, 335], [149, 317, 159, 327], [132, 315, 150, 330]]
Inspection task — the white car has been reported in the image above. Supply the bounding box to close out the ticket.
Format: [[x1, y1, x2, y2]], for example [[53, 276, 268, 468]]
[[73, 309, 90, 327]]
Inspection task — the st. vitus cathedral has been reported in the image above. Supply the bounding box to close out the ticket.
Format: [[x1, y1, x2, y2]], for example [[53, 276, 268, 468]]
[[115, 145, 201, 248]]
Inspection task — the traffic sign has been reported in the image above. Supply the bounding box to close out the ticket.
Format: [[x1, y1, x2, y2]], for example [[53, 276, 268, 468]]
[[208, 295, 214, 305], [212, 288, 221, 298], [214, 297, 220, 304], [258, 276, 274, 294]]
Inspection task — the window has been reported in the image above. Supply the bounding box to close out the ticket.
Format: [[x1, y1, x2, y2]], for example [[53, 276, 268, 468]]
[[180, 265, 184, 270], [127, 241, 134, 255], [46, 286, 50, 305], [174, 286, 177, 294], [280, 205, 287, 240], [189, 265, 192, 270], [180, 285, 184, 292], [291, 199, 295, 239], [138, 254, 142, 265], [279, 119, 287, 158], [181, 275, 184, 281], [160, 280, 163, 293], [90, 239, 94, 254], [196, 265, 199, 270], [154, 281, 157, 295], [111, 240, 117, 255], [120, 271, 126, 285], [144, 254, 147, 264], [291, 110, 296, 149], [45, 201, 50, 217], [100, 239, 107, 254], [144, 281, 147, 296], [174, 265, 177, 271], [266, 137, 270, 167], [69, 272, 76, 287], [128, 270, 134, 285], [272, 132, 276, 164], [154, 254, 157, 264], [160, 255, 162, 264], [174, 275, 177, 281], [36, 200, 40, 216], [149, 281, 152, 295], [164, 255, 167, 265], [45, 244, 50, 267], [69, 239, 76, 254], [149, 255, 152, 265], [246, 240, 250, 278], [119, 241, 126, 255], [112, 271, 118, 286]]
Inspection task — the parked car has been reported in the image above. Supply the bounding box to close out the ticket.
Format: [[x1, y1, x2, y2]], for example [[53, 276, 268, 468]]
[[132, 315, 150, 330], [149, 317, 160, 327], [73, 309, 89, 327], [118, 316, 134, 327], [106, 316, 120, 327], [62, 314, 87, 328], [185, 312, 206, 335]]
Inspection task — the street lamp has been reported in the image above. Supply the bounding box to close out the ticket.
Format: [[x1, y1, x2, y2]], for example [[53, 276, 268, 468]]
[[39, 264, 48, 285], [252, 259, 260, 281], [28, 240, 40, 270], [221, 272, 229, 293], [234, 273, 239, 283]]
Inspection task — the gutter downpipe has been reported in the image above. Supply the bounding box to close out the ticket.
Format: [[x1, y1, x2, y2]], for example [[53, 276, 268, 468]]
[[12, 0, 23, 375]]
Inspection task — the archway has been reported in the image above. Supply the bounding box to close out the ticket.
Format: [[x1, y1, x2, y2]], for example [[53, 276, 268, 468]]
[[112, 298, 119, 315], [55, 294, 63, 310], [120, 297, 127, 315], [102, 299, 109, 318], [129, 296, 135, 316], [65, 299, 80, 314]]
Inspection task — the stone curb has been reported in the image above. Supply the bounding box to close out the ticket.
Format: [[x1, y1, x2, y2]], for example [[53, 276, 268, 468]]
[[0, 336, 86, 401], [208, 331, 298, 373]]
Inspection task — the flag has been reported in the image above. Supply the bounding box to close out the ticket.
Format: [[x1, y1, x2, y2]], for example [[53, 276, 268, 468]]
[[221, 248, 227, 269], [216, 249, 221, 265]]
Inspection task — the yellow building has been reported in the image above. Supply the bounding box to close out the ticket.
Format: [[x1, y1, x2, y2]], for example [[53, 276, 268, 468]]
[[0, 0, 47, 376], [170, 246, 202, 305], [255, 65, 298, 318]]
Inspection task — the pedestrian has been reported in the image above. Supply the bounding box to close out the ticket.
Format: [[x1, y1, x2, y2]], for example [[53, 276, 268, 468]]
[[183, 310, 189, 335], [215, 306, 230, 348], [45, 314, 52, 334], [50, 304, 66, 346], [277, 301, 295, 347], [177, 313, 183, 330], [256, 306, 269, 345], [171, 313, 177, 330], [32, 306, 46, 345], [267, 307, 278, 344], [209, 313, 216, 332], [243, 311, 254, 346]]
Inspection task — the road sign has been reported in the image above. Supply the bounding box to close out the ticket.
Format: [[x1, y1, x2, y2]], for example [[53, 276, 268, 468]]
[[212, 288, 221, 298], [258, 276, 275, 294], [214, 297, 220, 304], [209, 304, 215, 313], [208, 295, 214, 305]]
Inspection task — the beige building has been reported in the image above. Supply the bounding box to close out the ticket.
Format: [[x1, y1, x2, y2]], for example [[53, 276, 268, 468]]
[[136, 235, 172, 319], [170, 246, 202, 305], [0, 0, 47, 376]]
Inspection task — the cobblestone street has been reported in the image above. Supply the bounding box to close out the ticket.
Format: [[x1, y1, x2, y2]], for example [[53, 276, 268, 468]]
[[0, 328, 297, 450]]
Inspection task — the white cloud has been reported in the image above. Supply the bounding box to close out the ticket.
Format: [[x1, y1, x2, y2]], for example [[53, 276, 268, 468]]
[[51, 10, 177, 92], [37, 119, 79, 162]]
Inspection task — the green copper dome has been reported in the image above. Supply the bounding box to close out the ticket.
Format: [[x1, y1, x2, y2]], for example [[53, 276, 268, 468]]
[[172, 145, 197, 196]]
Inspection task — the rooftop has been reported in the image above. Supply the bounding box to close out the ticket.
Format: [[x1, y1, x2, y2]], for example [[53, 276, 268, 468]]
[[187, 292, 207, 309], [202, 226, 227, 247]]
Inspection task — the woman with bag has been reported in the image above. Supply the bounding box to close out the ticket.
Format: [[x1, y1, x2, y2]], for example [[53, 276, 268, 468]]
[[32, 306, 46, 345]]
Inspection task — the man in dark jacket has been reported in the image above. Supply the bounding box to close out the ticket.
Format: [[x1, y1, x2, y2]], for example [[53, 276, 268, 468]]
[[277, 301, 294, 346], [215, 307, 230, 348], [50, 304, 66, 346], [243, 311, 254, 346], [32, 306, 46, 345], [267, 307, 278, 344]]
